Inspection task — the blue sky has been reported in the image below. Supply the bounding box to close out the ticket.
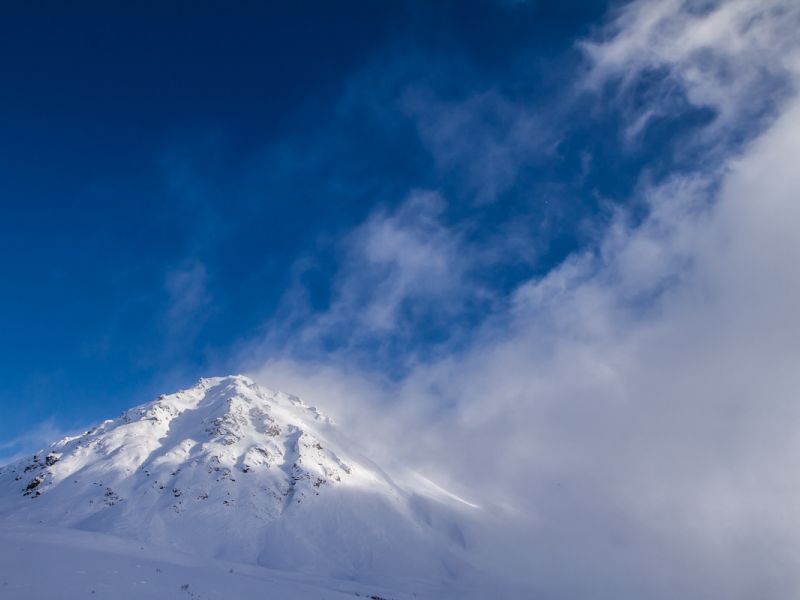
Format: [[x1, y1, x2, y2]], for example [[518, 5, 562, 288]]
[[2, 0, 620, 449], [5, 1, 800, 596], [0, 0, 788, 456]]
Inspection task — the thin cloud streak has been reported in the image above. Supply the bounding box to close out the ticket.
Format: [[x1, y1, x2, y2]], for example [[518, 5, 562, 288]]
[[581, 0, 800, 148], [0, 419, 76, 466]]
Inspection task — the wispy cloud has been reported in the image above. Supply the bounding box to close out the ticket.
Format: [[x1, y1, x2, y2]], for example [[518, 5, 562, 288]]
[[248, 191, 489, 371], [581, 0, 800, 148], [0, 419, 76, 466], [163, 260, 211, 344], [247, 1, 800, 596], [403, 88, 552, 204]]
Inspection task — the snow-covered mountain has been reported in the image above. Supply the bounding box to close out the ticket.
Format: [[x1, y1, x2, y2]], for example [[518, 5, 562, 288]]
[[0, 375, 479, 595]]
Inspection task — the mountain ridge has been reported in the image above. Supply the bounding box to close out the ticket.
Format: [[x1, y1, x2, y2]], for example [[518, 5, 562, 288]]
[[0, 375, 475, 588]]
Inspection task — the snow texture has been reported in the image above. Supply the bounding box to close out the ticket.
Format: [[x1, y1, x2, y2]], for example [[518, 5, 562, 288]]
[[0, 376, 486, 598]]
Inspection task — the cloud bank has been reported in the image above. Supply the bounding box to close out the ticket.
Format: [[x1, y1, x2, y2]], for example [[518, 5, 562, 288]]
[[238, 1, 800, 597]]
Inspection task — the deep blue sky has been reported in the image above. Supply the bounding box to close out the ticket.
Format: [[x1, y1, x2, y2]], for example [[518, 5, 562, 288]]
[[0, 0, 715, 457]]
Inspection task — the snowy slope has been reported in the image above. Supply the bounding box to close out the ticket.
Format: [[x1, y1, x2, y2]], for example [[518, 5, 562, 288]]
[[0, 376, 479, 594], [0, 524, 441, 599]]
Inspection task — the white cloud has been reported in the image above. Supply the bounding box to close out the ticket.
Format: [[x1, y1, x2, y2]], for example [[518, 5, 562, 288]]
[[249, 191, 488, 368], [163, 260, 211, 341], [403, 88, 551, 204], [248, 1, 800, 596], [255, 94, 800, 597], [582, 0, 800, 147], [340, 191, 465, 331]]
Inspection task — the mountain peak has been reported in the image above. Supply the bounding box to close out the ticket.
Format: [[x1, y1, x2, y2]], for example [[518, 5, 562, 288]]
[[195, 373, 257, 391], [0, 377, 472, 582]]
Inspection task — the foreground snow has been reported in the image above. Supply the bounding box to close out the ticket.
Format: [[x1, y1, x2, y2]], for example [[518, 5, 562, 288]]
[[0, 523, 449, 599]]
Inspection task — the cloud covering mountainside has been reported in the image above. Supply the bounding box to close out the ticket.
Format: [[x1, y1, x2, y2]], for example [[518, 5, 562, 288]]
[[244, 1, 800, 597]]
